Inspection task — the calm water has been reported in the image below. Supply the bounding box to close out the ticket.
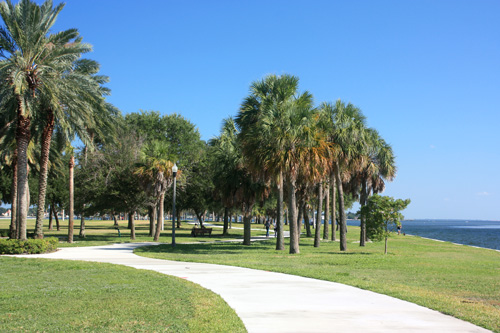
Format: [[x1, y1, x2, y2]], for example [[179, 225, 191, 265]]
[[347, 219, 500, 251]]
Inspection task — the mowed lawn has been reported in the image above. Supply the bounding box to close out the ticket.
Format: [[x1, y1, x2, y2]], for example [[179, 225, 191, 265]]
[[135, 225, 500, 333], [1, 218, 499, 332]]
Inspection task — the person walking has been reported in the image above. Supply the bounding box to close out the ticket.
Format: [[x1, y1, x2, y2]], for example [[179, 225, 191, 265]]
[[265, 219, 271, 238]]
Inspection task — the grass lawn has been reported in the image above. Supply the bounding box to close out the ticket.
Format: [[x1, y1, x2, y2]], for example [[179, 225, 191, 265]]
[[0, 218, 264, 247], [135, 227, 500, 333], [1, 218, 499, 332], [0, 256, 246, 332]]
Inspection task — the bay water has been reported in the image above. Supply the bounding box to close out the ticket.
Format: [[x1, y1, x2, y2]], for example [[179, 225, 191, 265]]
[[346, 219, 500, 251]]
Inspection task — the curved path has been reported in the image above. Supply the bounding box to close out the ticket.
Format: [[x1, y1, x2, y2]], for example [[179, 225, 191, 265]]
[[21, 243, 489, 333]]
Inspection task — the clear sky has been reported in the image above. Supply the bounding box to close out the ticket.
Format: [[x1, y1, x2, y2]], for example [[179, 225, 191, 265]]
[[47, 0, 499, 220]]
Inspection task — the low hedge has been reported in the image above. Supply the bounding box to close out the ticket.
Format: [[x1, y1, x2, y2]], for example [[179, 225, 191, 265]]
[[0, 230, 9, 237], [0, 237, 58, 254]]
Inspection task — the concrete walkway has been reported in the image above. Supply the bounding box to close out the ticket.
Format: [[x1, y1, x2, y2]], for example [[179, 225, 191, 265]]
[[20, 243, 489, 333]]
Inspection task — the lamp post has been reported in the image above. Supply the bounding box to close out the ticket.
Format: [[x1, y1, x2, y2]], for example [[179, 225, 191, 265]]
[[172, 163, 178, 247]]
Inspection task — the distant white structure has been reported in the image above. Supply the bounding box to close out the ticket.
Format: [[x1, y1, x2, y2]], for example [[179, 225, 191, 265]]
[[1, 209, 11, 217]]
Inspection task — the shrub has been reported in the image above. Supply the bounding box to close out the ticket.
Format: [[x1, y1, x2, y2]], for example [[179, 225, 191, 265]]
[[0, 230, 9, 237], [0, 237, 58, 255]]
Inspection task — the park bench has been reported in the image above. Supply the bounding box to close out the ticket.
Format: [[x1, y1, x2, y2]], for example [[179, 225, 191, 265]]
[[191, 227, 212, 237]]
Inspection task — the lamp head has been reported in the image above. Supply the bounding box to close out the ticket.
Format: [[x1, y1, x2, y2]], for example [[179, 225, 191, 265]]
[[172, 163, 178, 177]]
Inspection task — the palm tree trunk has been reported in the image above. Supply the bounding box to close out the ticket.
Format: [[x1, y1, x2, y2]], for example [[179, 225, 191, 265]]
[[297, 202, 303, 242], [287, 178, 299, 254], [331, 173, 336, 241], [68, 155, 75, 243], [48, 204, 53, 230], [15, 106, 31, 241], [9, 159, 17, 239], [324, 181, 330, 240], [314, 182, 323, 247], [359, 178, 367, 246], [129, 211, 136, 240], [242, 204, 252, 246], [154, 193, 165, 241], [176, 210, 181, 228], [334, 162, 347, 251], [34, 111, 55, 239], [148, 206, 155, 236], [223, 207, 229, 235], [276, 171, 285, 250], [303, 203, 312, 237]]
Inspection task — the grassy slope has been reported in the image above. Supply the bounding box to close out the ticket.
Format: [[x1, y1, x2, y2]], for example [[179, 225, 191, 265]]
[[0, 256, 246, 332]]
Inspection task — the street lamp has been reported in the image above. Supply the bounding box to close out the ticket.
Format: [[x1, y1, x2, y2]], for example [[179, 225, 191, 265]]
[[172, 163, 178, 247]]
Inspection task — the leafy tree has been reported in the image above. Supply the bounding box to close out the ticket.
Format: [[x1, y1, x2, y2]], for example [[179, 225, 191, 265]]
[[359, 194, 410, 254]]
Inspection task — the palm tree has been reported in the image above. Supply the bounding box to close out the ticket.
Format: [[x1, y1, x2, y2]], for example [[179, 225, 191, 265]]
[[210, 118, 240, 236], [237, 74, 328, 253], [136, 140, 174, 242], [33, 59, 107, 238], [0, 0, 91, 240], [355, 128, 397, 246], [321, 100, 367, 251], [211, 117, 265, 244]]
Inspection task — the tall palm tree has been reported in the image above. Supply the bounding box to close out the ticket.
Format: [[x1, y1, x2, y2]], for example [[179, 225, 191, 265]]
[[0, 0, 91, 240], [321, 100, 367, 251], [237, 74, 328, 254], [33, 59, 107, 238]]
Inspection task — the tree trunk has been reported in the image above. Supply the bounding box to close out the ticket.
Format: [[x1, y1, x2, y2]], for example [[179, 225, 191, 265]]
[[9, 159, 17, 239], [195, 211, 205, 227], [303, 203, 312, 237], [48, 204, 53, 230], [331, 173, 336, 241], [34, 111, 55, 239], [297, 202, 303, 242], [334, 162, 347, 251], [223, 207, 229, 235], [79, 215, 86, 238], [242, 205, 252, 246], [15, 106, 30, 241], [176, 210, 181, 228], [52, 203, 60, 231], [113, 213, 119, 226], [154, 192, 165, 241], [276, 171, 285, 250], [68, 155, 75, 243], [129, 212, 136, 240], [287, 178, 299, 254], [324, 181, 330, 240], [314, 182, 323, 248], [148, 206, 155, 237], [359, 178, 367, 246]]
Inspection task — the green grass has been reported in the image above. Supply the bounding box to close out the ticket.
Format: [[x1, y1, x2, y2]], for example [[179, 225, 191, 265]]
[[0, 256, 246, 332], [135, 228, 500, 333], [0, 218, 263, 247], [2, 218, 499, 331]]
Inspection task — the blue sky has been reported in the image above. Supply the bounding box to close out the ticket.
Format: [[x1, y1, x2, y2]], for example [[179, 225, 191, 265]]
[[47, 0, 499, 220]]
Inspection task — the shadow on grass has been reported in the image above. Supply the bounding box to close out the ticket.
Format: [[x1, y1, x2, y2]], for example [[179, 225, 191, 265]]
[[138, 242, 271, 256]]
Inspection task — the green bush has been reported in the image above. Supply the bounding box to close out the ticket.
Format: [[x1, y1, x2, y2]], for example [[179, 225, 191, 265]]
[[0, 237, 58, 254], [0, 230, 9, 237]]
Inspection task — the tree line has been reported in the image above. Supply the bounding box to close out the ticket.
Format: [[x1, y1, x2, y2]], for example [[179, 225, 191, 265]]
[[0, 0, 402, 253]]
